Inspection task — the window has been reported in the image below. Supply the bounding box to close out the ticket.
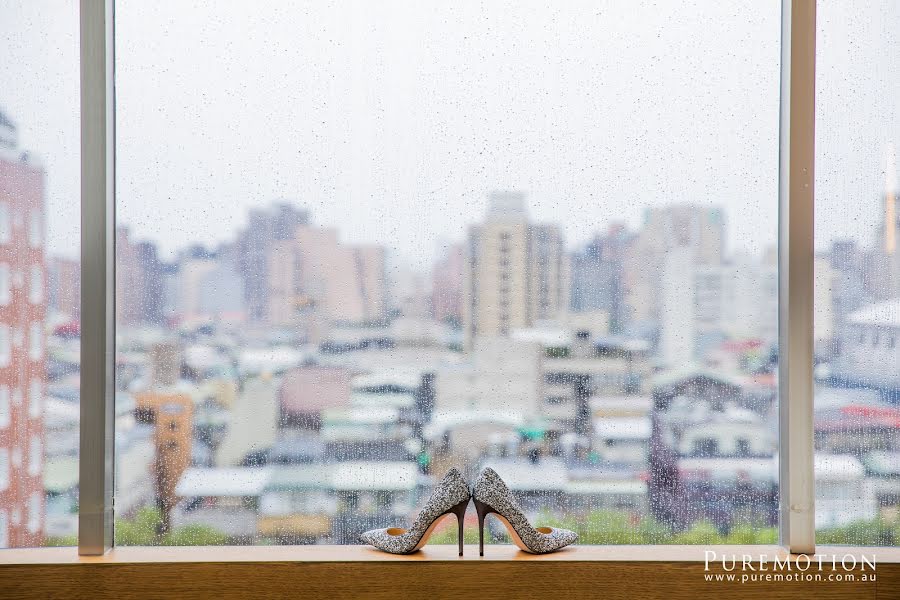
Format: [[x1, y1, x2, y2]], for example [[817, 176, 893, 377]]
[[692, 439, 719, 458], [0, 449, 8, 491], [112, 0, 780, 547], [813, 0, 900, 545], [27, 379, 40, 420], [26, 492, 41, 534], [28, 265, 42, 305], [28, 209, 42, 249], [0, 204, 10, 245], [0, 386, 8, 428], [27, 437, 41, 477], [0, 0, 78, 549], [28, 323, 42, 361], [3, 0, 890, 559], [0, 264, 9, 306], [0, 326, 10, 368]]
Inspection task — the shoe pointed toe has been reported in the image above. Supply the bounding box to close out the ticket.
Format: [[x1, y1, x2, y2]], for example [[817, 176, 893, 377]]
[[557, 528, 578, 549], [359, 529, 377, 546], [531, 527, 577, 553]]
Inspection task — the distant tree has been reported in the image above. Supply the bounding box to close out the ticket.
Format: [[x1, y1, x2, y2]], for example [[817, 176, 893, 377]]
[[114, 507, 228, 546], [648, 412, 682, 530]]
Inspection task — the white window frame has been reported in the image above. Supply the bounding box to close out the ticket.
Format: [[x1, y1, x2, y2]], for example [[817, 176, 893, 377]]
[[76, 0, 818, 556]]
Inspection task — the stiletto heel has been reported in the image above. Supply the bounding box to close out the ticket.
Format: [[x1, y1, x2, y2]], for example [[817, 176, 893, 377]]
[[472, 467, 577, 555], [447, 497, 469, 556], [474, 497, 492, 556], [360, 468, 471, 555]]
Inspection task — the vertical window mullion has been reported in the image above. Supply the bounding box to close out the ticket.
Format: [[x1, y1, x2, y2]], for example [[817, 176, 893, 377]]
[[778, 0, 817, 555], [79, 0, 116, 556]]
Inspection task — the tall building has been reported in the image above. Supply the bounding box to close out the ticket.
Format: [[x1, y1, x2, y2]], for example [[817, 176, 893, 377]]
[[390, 264, 428, 320], [116, 227, 165, 326], [876, 146, 900, 299], [623, 204, 724, 331], [116, 226, 144, 326], [569, 224, 629, 333], [431, 243, 464, 325], [174, 245, 217, 325], [659, 250, 778, 368], [462, 192, 564, 350], [175, 243, 245, 324], [267, 225, 387, 328], [659, 248, 698, 366], [827, 240, 870, 348], [236, 202, 309, 322], [133, 240, 165, 324], [0, 109, 46, 547]]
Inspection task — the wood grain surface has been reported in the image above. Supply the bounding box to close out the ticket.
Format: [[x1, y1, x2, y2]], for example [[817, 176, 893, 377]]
[[1, 545, 897, 600]]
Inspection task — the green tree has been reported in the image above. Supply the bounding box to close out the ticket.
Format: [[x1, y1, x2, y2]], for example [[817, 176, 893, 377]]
[[114, 507, 228, 546]]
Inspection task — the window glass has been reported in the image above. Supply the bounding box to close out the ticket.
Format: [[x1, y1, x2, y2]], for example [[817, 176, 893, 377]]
[[114, 1, 781, 547], [29, 265, 43, 305], [0, 325, 9, 372], [0, 449, 8, 491], [0, 386, 9, 428], [28, 208, 42, 249], [27, 491, 41, 534], [0, 1, 80, 548], [814, 0, 900, 546], [28, 322, 42, 362], [0, 264, 10, 306], [27, 437, 41, 477], [0, 203, 10, 245], [28, 378, 41, 421]]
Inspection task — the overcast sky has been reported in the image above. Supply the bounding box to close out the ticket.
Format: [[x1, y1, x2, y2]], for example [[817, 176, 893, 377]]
[[1, 1, 898, 270]]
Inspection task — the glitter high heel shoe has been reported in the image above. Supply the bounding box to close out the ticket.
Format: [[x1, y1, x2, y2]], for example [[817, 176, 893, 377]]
[[473, 467, 577, 555], [360, 467, 471, 555]]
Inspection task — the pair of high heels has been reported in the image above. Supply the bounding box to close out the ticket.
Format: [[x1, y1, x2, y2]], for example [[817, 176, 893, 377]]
[[359, 467, 577, 556]]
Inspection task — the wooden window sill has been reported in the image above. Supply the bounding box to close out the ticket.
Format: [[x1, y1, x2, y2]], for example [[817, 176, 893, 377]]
[[3, 544, 900, 564], [2, 545, 898, 599]]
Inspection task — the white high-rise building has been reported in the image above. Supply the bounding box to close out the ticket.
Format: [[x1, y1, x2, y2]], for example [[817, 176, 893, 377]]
[[623, 205, 724, 330], [660, 247, 698, 367], [660, 251, 779, 367]]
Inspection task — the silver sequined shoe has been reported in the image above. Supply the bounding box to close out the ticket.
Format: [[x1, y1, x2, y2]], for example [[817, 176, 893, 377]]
[[360, 467, 471, 555], [472, 467, 577, 555]]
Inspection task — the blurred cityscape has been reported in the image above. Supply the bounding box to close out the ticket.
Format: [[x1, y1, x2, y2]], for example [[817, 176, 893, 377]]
[[2, 103, 900, 548]]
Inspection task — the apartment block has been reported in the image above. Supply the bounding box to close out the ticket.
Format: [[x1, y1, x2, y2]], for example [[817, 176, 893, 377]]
[[0, 109, 46, 547], [266, 225, 387, 328], [462, 192, 564, 350]]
